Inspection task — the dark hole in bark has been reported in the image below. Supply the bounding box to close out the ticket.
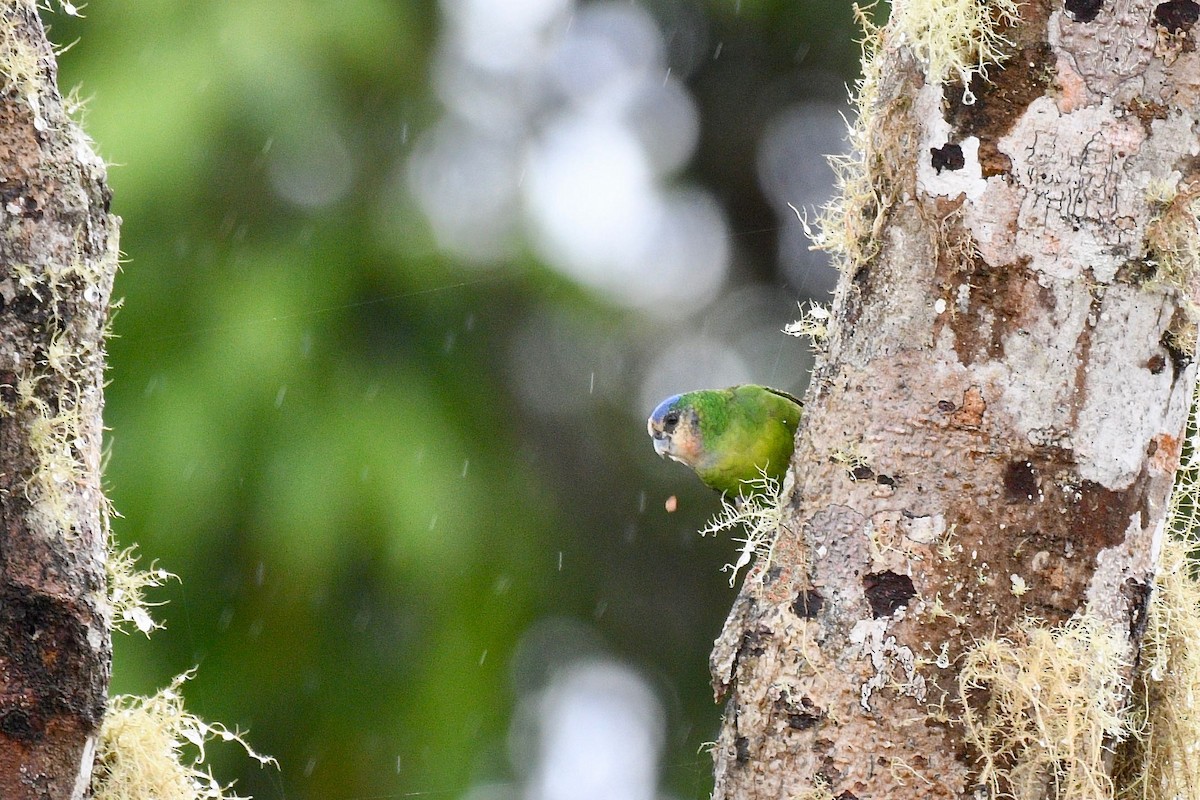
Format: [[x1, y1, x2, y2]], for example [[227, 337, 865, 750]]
[[1147, 353, 1167, 374], [937, 399, 956, 412], [863, 571, 916, 618], [777, 694, 824, 730], [1123, 578, 1153, 647], [876, 473, 896, 486], [930, 143, 965, 172], [735, 736, 751, 764], [0, 709, 37, 739], [1154, 0, 1200, 31], [1065, 0, 1103, 22], [852, 264, 870, 288], [1162, 326, 1193, 379], [792, 588, 825, 619], [1003, 460, 1039, 502], [850, 464, 874, 481]]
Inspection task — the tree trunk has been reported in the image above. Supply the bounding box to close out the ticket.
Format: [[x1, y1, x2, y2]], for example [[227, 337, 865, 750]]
[[0, 2, 117, 797], [711, 1, 1200, 798]]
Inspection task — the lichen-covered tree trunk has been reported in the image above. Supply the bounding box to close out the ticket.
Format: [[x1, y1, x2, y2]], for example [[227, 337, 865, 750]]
[[0, 3, 117, 797], [711, 1, 1200, 798]]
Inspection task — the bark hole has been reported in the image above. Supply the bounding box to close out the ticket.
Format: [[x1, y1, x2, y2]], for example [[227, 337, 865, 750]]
[[734, 736, 750, 764], [863, 571, 916, 618], [1003, 460, 1040, 502], [1153, 0, 1200, 31], [930, 143, 965, 172], [1065, 0, 1104, 22], [792, 589, 825, 619], [776, 694, 825, 730]]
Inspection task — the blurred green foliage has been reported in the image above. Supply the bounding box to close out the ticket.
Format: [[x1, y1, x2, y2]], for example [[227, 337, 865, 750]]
[[46, 1, 861, 797]]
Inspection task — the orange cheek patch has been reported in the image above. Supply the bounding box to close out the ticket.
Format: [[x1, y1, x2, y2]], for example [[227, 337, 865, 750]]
[[672, 429, 704, 465]]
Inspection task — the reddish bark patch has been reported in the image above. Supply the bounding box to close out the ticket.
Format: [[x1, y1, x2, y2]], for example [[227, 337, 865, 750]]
[[1149, 432, 1182, 473], [950, 386, 987, 428], [1076, 478, 1146, 548], [0, 588, 104, 742], [945, 258, 1051, 366]]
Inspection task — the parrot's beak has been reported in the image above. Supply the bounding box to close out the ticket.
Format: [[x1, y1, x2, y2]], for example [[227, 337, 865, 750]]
[[653, 435, 670, 458]]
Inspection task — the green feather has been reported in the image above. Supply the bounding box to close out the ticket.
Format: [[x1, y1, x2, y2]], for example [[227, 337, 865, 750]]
[[677, 385, 802, 496]]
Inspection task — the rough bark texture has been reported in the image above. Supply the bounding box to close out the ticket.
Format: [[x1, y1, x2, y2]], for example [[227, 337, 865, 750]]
[[0, 3, 117, 798], [711, 1, 1200, 798]]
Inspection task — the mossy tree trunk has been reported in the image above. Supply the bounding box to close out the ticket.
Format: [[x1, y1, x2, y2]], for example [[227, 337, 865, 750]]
[[711, 2, 1200, 798], [0, 3, 117, 798]]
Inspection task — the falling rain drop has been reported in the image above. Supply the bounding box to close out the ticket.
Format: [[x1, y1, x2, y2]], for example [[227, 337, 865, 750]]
[[589, 371, 595, 394], [461, 459, 470, 478], [275, 385, 288, 408]]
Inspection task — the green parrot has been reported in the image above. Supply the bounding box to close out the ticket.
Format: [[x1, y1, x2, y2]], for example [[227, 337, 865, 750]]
[[647, 385, 803, 497]]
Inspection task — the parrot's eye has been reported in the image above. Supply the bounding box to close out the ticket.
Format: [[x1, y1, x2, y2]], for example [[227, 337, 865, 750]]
[[663, 411, 680, 430]]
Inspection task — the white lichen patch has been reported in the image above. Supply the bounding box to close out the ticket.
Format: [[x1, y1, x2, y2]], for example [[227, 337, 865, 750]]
[[850, 616, 927, 712], [899, 512, 945, 545], [914, 83, 987, 200], [996, 281, 1091, 439], [1073, 286, 1185, 490], [999, 97, 1147, 283]]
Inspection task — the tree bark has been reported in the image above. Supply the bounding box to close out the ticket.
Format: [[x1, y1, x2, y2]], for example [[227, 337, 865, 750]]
[[0, 3, 117, 797], [711, 1, 1200, 798]]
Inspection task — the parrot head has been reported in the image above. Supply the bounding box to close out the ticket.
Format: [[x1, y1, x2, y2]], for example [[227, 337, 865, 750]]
[[647, 394, 704, 469]]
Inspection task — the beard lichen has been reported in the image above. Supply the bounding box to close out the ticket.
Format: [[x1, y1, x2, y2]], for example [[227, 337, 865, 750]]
[[92, 672, 277, 800], [701, 471, 790, 587], [959, 613, 1133, 800], [891, 0, 1020, 102]]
